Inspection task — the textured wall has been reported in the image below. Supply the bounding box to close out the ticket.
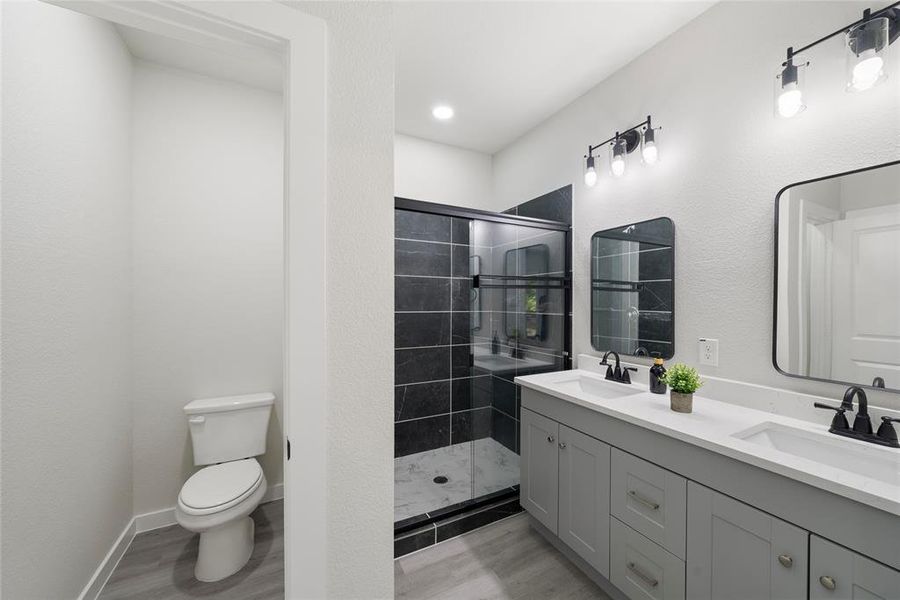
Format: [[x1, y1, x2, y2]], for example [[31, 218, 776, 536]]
[[395, 133, 494, 208], [491, 1, 900, 410], [291, 2, 395, 597], [1, 2, 134, 597], [131, 61, 284, 516]]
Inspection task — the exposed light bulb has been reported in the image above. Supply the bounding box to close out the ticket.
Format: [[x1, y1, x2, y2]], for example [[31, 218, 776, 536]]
[[584, 155, 597, 187], [641, 127, 659, 165], [641, 142, 658, 165], [777, 85, 804, 118], [432, 105, 454, 120], [611, 154, 625, 177], [851, 49, 883, 91]]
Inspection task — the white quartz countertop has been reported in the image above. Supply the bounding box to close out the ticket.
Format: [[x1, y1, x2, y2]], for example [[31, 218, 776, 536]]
[[515, 369, 900, 517]]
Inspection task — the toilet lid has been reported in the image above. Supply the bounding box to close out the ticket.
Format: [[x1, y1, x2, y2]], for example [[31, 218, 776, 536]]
[[180, 459, 262, 510]]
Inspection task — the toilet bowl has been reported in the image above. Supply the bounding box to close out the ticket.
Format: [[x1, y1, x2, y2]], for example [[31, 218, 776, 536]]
[[176, 458, 268, 582], [177, 392, 274, 582], [175, 458, 267, 581]]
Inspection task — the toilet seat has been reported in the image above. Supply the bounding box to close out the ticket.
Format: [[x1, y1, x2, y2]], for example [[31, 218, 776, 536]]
[[179, 458, 263, 516]]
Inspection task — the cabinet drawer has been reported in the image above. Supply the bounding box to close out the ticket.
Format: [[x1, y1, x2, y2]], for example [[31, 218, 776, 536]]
[[611, 448, 687, 558], [610, 517, 685, 600]]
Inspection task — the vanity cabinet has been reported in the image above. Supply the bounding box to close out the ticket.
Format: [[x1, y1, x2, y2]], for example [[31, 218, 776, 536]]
[[520, 390, 900, 600], [686, 483, 808, 600], [558, 424, 610, 576], [521, 408, 611, 577], [810, 535, 900, 600], [521, 408, 559, 534]]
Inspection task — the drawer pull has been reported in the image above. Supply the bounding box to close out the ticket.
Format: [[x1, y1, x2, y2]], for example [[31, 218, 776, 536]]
[[819, 575, 836, 591], [777, 554, 793, 568], [547, 435, 555, 443], [627, 562, 659, 588], [628, 490, 660, 511], [559, 442, 567, 449]]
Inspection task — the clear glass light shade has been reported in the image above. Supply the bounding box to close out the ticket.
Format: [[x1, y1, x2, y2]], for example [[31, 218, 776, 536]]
[[846, 17, 889, 92], [584, 155, 598, 187], [641, 128, 659, 165], [610, 139, 626, 177], [774, 58, 807, 118]]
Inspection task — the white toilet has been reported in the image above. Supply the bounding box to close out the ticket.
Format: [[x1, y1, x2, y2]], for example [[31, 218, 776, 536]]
[[175, 392, 274, 582]]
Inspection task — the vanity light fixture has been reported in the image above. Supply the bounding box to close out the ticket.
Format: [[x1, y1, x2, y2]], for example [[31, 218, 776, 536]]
[[775, 2, 898, 117], [583, 115, 660, 185]]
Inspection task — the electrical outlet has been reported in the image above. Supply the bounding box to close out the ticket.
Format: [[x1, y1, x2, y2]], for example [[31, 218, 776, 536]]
[[699, 338, 719, 366]]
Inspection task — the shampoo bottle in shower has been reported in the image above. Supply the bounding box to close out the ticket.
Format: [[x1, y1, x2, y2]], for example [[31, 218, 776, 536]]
[[491, 331, 500, 355], [649, 352, 667, 394]]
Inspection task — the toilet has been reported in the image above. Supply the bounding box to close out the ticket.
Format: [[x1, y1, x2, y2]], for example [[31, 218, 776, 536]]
[[175, 392, 274, 582]]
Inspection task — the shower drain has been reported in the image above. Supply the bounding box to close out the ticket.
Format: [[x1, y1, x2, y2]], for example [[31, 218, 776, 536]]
[[433, 475, 449, 485]]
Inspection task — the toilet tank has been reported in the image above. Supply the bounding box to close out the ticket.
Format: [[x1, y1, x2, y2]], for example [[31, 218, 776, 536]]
[[184, 392, 274, 466]]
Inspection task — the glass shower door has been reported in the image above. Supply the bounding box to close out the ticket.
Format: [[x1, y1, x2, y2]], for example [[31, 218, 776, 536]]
[[468, 219, 569, 502]]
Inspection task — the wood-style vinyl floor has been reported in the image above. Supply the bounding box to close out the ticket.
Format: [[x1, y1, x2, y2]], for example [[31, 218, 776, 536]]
[[99, 500, 283, 600], [395, 513, 609, 600]]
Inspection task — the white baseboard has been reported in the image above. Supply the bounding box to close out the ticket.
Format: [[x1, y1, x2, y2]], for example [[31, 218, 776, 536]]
[[82, 481, 285, 598], [135, 481, 284, 534], [78, 517, 136, 600]]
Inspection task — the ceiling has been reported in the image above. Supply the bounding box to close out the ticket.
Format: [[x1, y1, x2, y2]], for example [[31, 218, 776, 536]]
[[394, 2, 714, 154], [116, 24, 283, 93]]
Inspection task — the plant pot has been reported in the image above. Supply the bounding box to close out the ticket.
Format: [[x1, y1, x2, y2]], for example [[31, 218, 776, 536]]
[[670, 391, 693, 413]]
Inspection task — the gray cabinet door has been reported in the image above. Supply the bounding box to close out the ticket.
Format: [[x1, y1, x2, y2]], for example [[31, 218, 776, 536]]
[[810, 535, 900, 600], [520, 407, 559, 534], [558, 424, 611, 578], [687, 482, 808, 600]]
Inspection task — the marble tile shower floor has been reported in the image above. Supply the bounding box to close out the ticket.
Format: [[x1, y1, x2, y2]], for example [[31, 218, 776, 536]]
[[395, 438, 519, 522]]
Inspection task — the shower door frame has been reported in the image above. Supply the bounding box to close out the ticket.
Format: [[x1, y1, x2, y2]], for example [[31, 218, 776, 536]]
[[39, 2, 327, 596], [394, 197, 572, 535]]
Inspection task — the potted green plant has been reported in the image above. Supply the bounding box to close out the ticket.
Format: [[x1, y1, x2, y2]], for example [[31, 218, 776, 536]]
[[660, 363, 703, 413]]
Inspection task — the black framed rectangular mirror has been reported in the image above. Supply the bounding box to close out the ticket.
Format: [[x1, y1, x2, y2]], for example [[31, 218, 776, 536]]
[[591, 217, 674, 358], [774, 159, 900, 393]]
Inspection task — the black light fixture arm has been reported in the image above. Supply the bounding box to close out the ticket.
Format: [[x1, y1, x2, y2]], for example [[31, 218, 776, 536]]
[[782, 1, 900, 64], [586, 115, 654, 157]]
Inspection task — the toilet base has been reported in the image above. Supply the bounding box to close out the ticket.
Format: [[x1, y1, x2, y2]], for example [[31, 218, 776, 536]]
[[195, 516, 255, 582]]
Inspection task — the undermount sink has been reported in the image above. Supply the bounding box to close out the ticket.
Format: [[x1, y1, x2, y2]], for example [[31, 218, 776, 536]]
[[550, 372, 642, 400], [733, 422, 900, 487]]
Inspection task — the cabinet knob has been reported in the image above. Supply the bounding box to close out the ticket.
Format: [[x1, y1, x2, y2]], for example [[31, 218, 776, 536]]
[[819, 575, 836, 591], [777, 554, 793, 568], [547, 435, 555, 443], [559, 442, 567, 449]]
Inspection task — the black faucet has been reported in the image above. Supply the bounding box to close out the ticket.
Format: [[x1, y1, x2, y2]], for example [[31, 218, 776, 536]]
[[814, 386, 898, 448], [600, 351, 637, 384], [841, 386, 872, 435]]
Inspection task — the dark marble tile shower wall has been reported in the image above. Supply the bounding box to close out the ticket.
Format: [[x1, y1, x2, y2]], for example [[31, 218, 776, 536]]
[[394, 210, 491, 457]]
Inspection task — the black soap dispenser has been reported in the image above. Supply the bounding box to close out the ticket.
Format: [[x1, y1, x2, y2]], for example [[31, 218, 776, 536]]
[[649, 352, 667, 394]]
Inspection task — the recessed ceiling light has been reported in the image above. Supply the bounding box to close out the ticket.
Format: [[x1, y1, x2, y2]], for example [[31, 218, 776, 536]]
[[432, 105, 454, 120]]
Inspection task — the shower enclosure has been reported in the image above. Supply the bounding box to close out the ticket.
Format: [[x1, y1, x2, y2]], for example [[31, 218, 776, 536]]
[[394, 198, 571, 548]]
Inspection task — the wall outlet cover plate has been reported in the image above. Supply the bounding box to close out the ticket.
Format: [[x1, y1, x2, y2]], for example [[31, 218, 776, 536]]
[[699, 338, 718, 367]]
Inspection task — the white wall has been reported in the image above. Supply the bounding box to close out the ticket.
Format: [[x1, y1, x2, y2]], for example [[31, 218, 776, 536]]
[[395, 133, 494, 208], [1, 2, 134, 598], [131, 61, 284, 516], [492, 1, 900, 408], [291, 2, 395, 597]]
